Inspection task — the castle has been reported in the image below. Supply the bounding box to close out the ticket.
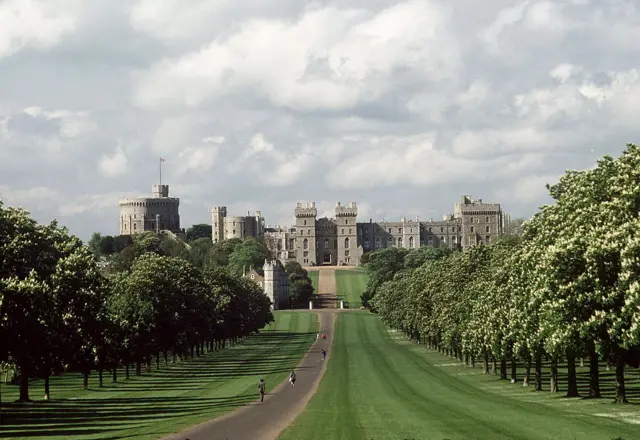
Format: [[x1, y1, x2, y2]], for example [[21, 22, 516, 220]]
[[244, 261, 289, 310], [210, 195, 504, 268], [118, 184, 182, 235]]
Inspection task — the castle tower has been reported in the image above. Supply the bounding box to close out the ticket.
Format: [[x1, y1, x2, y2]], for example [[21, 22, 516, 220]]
[[335, 201, 358, 265], [263, 259, 276, 310], [211, 206, 227, 243], [295, 202, 317, 267], [118, 185, 180, 235]]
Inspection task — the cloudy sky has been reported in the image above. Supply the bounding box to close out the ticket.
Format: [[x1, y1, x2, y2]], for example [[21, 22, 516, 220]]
[[0, 0, 638, 240]]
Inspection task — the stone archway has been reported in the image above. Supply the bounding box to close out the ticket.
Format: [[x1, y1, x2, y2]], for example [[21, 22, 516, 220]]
[[323, 252, 332, 265]]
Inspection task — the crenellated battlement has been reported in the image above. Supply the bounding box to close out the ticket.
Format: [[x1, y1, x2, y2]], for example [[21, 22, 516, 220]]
[[295, 202, 317, 218], [335, 201, 357, 217]]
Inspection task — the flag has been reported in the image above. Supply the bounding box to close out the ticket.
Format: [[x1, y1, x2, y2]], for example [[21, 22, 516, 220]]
[[160, 157, 165, 162]]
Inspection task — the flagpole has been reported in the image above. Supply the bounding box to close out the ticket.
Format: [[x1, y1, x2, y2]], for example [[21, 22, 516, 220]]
[[159, 158, 162, 186]]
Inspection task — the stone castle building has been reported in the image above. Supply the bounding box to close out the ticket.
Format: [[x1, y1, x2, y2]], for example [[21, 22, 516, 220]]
[[118, 184, 181, 235], [261, 195, 504, 267], [243, 260, 290, 310], [211, 206, 265, 243]]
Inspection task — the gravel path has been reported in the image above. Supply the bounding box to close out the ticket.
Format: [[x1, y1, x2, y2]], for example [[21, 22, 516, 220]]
[[161, 310, 336, 440]]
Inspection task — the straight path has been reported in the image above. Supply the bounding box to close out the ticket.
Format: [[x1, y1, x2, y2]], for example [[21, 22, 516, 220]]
[[162, 311, 336, 440], [309, 266, 337, 308]]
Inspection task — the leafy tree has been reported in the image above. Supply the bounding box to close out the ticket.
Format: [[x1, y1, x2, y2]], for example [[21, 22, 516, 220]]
[[189, 238, 214, 269], [227, 237, 269, 277], [186, 224, 212, 242]]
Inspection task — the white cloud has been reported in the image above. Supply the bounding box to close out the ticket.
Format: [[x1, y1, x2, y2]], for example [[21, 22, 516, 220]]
[[134, 0, 459, 111], [494, 173, 560, 204], [2, 0, 640, 240], [0, 0, 81, 58], [98, 145, 128, 177], [326, 133, 543, 189]]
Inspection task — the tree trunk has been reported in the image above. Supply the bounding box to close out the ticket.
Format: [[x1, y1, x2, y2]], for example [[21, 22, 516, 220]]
[[614, 356, 628, 404], [18, 361, 31, 402], [588, 343, 600, 398], [566, 351, 579, 397], [470, 355, 475, 368], [190, 346, 195, 358], [136, 360, 142, 376], [146, 358, 151, 373], [523, 354, 531, 387], [550, 358, 559, 393], [98, 368, 103, 388], [164, 351, 168, 366], [112, 366, 117, 383], [44, 372, 51, 401], [491, 358, 497, 375], [483, 352, 489, 374], [510, 358, 517, 383], [155, 352, 160, 370], [83, 370, 89, 390], [534, 352, 542, 391], [500, 358, 507, 380], [125, 364, 130, 380], [172, 351, 177, 363]]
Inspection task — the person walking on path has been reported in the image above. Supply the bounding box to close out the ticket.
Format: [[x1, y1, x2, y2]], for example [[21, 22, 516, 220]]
[[289, 370, 296, 387], [258, 378, 266, 402], [321, 349, 326, 360]]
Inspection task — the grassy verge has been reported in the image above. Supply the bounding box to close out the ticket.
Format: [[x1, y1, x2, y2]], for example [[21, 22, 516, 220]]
[[308, 271, 319, 295], [335, 270, 367, 308], [1, 311, 318, 440], [279, 313, 640, 440]]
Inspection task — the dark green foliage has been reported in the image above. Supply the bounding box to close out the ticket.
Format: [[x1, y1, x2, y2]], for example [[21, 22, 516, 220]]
[[186, 224, 212, 242]]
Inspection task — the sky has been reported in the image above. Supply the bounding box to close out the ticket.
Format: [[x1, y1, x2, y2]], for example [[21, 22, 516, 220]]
[[1, 0, 638, 241]]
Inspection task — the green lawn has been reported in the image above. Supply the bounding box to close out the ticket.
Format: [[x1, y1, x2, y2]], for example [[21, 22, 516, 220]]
[[279, 313, 640, 440], [335, 270, 367, 308], [308, 271, 319, 294], [1, 311, 318, 440]]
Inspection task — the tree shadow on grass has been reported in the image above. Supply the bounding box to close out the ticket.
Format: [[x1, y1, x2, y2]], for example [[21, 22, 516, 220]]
[[1, 395, 257, 438]]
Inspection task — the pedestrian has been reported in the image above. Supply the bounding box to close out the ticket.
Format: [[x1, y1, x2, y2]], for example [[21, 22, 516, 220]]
[[289, 370, 296, 387], [322, 333, 327, 340], [321, 349, 326, 360], [258, 378, 266, 402]]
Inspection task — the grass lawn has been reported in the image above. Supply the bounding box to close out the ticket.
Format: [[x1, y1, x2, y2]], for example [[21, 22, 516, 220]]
[[308, 271, 319, 295], [335, 270, 367, 308], [279, 313, 640, 440], [1, 311, 318, 440]]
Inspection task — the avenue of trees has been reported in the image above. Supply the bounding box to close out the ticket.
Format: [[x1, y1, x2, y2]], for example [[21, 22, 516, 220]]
[[367, 144, 640, 404], [0, 208, 274, 402]]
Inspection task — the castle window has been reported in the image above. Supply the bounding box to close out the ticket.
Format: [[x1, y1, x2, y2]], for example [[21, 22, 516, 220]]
[[345, 219, 348, 224], [452, 236, 457, 243], [304, 220, 307, 225], [342, 229, 345, 234], [303, 251, 309, 257], [409, 236, 414, 248], [399, 228, 402, 233], [441, 236, 445, 242], [452, 227, 456, 232], [289, 239, 294, 249], [485, 236, 490, 243], [398, 237, 403, 247], [428, 236, 433, 241], [388, 237, 393, 246], [388, 228, 392, 233], [308, 229, 311, 235], [470, 217, 474, 223], [303, 239, 309, 250], [251, 274, 255, 280], [485, 216, 490, 223], [486, 226, 490, 233], [364, 237, 370, 248], [349, 228, 352, 234], [133, 224, 137, 230], [428, 227, 432, 232], [364, 228, 368, 234], [375, 237, 382, 249], [470, 226, 474, 233], [440, 227, 444, 233], [324, 238, 329, 248], [344, 237, 350, 248], [345, 250, 350, 257], [233, 230, 236, 235]]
